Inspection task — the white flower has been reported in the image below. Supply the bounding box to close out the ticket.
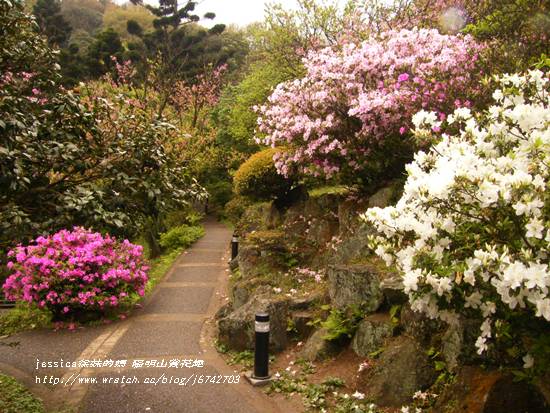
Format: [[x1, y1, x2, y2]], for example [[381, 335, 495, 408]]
[[525, 218, 544, 239], [523, 354, 534, 369], [352, 391, 365, 400]]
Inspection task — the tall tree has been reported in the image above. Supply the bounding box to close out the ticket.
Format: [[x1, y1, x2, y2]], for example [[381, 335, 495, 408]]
[[129, 0, 225, 117], [32, 0, 72, 47]]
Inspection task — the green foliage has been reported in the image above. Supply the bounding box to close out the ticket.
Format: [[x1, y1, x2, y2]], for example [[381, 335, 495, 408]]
[[321, 306, 365, 341], [268, 371, 347, 411], [0, 3, 204, 266], [0, 374, 46, 413], [85, 28, 124, 77], [159, 224, 205, 252], [223, 196, 252, 223], [102, 3, 154, 43], [0, 302, 52, 336], [463, 0, 550, 71], [233, 148, 292, 201], [61, 0, 105, 36], [33, 0, 72, 47], [226, 350, 254, 368], [213, 62, 288, 155]]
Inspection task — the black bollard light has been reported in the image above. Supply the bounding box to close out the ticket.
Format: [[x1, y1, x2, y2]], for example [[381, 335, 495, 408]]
[[253, 312, 270, 380], [231, 232, 239, 260]]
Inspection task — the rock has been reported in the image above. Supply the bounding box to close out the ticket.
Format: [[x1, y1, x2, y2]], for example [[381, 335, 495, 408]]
[[400, 304, 445, 346], [351, 314, 394, 357], [298, 328, 342, 361], [338, 198, 369, 236], [236, 202, 272, 233], [434, 367, 549, 413], [359, 336, 437, 407], [327, 264, 383, 311], [290, 311, 315, 339], [327, 224, 376, 265], [379, 275, 407, 307], [217, 292, 290, 352], [289, 291, 327, 311], [215, 302, 233, 320], [228, 257, 239, 271], [231, 280, 271, 309], [367, 182, 402, 208], [237, 243, 260, 278]]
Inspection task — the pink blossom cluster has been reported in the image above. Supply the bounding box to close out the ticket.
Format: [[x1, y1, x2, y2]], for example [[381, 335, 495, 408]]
[[3, 227, 148, 316], [256, 28, 484, 179]]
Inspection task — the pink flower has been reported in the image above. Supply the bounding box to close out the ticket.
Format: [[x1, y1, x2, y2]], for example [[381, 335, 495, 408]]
[[398, 73, 410, 82], [399, 126, 407, 135]]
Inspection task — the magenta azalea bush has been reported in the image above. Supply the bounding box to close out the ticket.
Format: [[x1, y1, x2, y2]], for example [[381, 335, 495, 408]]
[[3, 227, 148, 319], [256, 28, 484, 185]]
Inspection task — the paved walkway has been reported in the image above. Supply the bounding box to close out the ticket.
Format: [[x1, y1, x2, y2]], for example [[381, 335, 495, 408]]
[[0, 219, 284, 413]]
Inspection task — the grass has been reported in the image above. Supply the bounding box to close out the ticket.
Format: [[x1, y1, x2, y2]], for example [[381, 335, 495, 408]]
[[0, 302, 52, 336], [0, 374, 46, 413]]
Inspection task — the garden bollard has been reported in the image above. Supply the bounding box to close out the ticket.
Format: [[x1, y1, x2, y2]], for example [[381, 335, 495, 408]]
[[253, 312, 270, 380], [231, 232, 239, 260]]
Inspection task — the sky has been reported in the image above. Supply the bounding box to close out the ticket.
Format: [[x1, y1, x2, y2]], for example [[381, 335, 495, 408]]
[[134, 0, 303, 28]]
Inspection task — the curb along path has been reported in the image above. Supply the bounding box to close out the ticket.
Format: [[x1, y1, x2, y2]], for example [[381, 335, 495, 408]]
[[0, 219, 284, 413]]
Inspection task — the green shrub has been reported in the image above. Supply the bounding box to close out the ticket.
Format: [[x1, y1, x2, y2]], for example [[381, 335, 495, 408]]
[[159, 225, 205, 251], [233, 148, 292, 200], [224, 196, 252, 223], [163, 210, 204, 229]]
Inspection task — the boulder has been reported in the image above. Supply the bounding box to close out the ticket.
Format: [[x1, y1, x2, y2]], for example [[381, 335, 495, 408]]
[[359, 336, 437, 407], [289, 291, 328, 311], [351, 314, 394, 357], [379, 275, 407, 307], [337, 198, 369, 236], [367, 182, 402, 208], [400, 304, 445, 346], [327, 264, 383, 311], [217, 292, 290, 352], [289, 310, 315, 339], [237, 243, 260, 278], [438, 317, 484, 370], [434, 367, 549, 413], [215, 302, 233, 320], [327, 224, 376, 265], [298, 328, 342, 361], [231, 280, 270, 309]]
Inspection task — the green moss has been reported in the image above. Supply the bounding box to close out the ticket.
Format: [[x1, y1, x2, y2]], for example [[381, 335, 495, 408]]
[[308, 185, 350, 198], [0, 374, 45, 413]]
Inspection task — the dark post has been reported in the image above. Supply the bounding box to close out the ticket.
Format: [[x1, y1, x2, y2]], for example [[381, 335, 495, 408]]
[[231, 232, 239, 260], [253, 312, 270, 380]]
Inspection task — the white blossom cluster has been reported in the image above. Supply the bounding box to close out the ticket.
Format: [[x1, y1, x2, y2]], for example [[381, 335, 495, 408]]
[[362, 71, 549, 357]]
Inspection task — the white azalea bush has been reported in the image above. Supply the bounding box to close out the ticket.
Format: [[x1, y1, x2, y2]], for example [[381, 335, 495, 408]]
[[363, 71, 549, 369]]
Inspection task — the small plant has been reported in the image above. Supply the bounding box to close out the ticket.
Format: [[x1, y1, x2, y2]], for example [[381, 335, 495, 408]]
[[322, 305, 365, 341], [0, 373, 46, 413], [159, 224, 205, 251], [227, 350, 254, 368]]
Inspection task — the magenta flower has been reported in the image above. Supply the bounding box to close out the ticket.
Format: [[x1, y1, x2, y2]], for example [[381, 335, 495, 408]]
[[397, 73, 410, 82], [2, 227, 148, 320]]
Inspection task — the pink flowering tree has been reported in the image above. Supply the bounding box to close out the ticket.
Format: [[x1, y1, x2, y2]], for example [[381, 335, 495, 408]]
[[256, 28, 484, 187], [3, 228, 148, 321]]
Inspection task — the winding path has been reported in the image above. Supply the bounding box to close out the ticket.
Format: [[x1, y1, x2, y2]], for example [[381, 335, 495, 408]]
[[0, 219, 283, 413]]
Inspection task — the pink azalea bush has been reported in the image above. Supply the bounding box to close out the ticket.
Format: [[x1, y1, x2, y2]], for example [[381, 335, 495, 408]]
[[256, 28, 484, 185], [3, 227, 148, 319]]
